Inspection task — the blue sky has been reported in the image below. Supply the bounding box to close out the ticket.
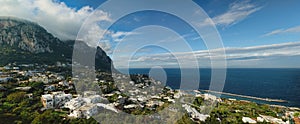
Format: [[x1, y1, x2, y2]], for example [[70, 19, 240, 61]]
[[58, 0, 300, 47], [1, 0, 300, 68]]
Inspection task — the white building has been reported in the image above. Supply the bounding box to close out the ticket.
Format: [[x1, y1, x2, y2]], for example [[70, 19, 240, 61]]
[[26, 93, 33, 99], [204, 94, 217, 101], [69, 104, 98, 119], [146, 100, 164, 108], [44, 85, 56, 91], [174, 91, 183, 99], [163, 96, 175, 103], [41, 94, 54, 109], [0, 77, 12, 83], [15, 86, 32, 91], [13, 67, 20, 70], [65, 94, 113, 119], [53, 92, 72, 108], [96, 103, 118, 113], [83, 95, 102, 104], [41, 92, 72, 109], [242, 117, 257, 123], [182, 104, 210, 122], [83, 91, 97, 97], [124, 104, 138, 109], [259, 115, 288, 124], [58, 81, 69, 87], [80, 104, 99, 119], [30, 76, 50, 84], [0, 85, 6, 91], [64, 97, 86, 110]]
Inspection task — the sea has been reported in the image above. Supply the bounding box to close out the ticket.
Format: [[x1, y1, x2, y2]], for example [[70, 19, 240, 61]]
[[119, 68, 300, 107]]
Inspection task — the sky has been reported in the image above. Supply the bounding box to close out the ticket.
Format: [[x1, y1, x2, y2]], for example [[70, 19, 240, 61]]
[[1, 0, 300, 68]]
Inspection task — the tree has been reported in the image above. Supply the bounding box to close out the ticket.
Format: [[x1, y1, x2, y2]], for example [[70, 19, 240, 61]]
[[31, 110, 62, 124], [6, 92, 26, 103], [29, 81, 44, 89]]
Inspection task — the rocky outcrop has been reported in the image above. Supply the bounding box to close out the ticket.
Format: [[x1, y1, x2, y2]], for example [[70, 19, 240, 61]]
[[0, 17, 114, 72], [0, 17, 57, 53]]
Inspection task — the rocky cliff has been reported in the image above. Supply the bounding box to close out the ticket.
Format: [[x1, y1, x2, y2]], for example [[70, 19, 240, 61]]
[[0, 17, 114, 72]]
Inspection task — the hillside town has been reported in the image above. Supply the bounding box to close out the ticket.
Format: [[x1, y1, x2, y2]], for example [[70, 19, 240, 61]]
[[1, 63, 300, 124]]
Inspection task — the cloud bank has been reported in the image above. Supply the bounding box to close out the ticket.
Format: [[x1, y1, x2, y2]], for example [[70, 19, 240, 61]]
[[263, 25, 300, 36], [198, 1, 262, 28], [122, 41, 300, 68], [212, 1, 262, 27], [0, 0, 110, 41]]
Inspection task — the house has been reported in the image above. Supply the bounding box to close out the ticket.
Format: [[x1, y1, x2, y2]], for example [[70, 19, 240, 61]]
[[124, 104, 138, 109], [41, 94, 54, 109], [3, 66, 11, 70], [30, 76, 49, 84], [259, 115, 288, 124], [64, 97, 86, 110], [242, 117, 257, 124], [68, 109, 82, 118], [58, 81, 69, 87], [56, 75, 65, 81], [96, 103, 118, 113], [83, 95, 102, 104], [256, 117, 264, 123], [99, 80, 106, 83], [204, 94, 217, 101], [129, 81, 135, 85], [80, 104, 98, 119], [13, 67, 20, 70], [44, 85, 56, 91], [294, 117, 300, 124], [151, 95, 161, 99], [83, 91, 97, 97], [182, 104, 210, 122], [0, 85, 7, 91], [18, 80, 28, 85], [69, 104, 98, 119], [15, 86, 32, 91], [52, 92, 72, 108], [26, 93, 33, 99], [65, 94, 113, 119], [0, 77, 12, 83], [146, 100, 164, 108], [163, 96, 175, 103], [174, 91, 183, 99], [41, 92, 72, 109], [137, 96, 147, 102]]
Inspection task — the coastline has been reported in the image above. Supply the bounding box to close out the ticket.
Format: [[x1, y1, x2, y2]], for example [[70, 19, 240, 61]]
[[182, 89, 300, 110], [200, 90, 287, 103], [127, 68, 300, 108]]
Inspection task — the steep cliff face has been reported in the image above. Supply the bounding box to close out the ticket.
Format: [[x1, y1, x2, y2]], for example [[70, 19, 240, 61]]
[[0, 17, 114, 72], [70, 40, 115, 72], [0, 17, 57, 53]]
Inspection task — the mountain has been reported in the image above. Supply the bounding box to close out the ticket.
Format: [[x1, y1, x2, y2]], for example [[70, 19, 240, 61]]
[[0, 17, 114, 72]]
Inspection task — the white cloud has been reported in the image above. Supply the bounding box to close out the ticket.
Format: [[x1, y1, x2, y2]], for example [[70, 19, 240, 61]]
[[125, 41, 300, 68], [0, 0, 111, 42], [263, 26, 300, 36], [110, 31, 140, 42], [98, 41, 112, 54], [198, 1, 262, 27]]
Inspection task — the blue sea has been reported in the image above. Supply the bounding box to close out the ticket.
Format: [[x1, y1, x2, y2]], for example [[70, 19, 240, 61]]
[[119, 68, 300, 107]]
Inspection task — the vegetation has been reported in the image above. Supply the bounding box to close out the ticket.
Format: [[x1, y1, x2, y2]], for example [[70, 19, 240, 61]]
[[6, 92, 26, 103], [0, 43, 67, 66], [176, 98, 290, 124], [0, 80, 99, 124]]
